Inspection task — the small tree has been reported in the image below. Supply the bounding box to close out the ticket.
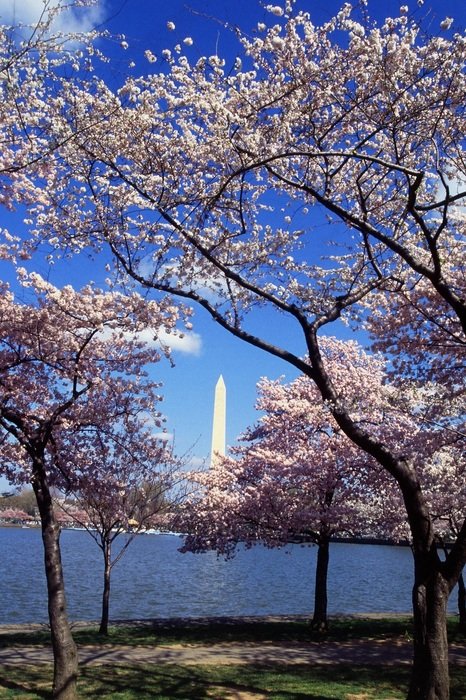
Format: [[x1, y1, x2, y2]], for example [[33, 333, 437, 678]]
[[58, 433, 183, 635], [0, 272, 177, 699]]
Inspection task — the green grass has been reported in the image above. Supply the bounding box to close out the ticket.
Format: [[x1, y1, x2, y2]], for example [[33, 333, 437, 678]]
[[1, 615, 464, 648], [1, 664, 466, 700], [0, 663, 410, 699], [1, 618, 464, 699]]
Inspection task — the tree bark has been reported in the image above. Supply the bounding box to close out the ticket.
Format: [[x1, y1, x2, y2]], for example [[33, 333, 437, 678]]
[[32, 464, 78, 700], [457, 570, 466, 633], [311, 535, 329, 631], [99, 538, 112, 635], [407, 555, 451, 700]]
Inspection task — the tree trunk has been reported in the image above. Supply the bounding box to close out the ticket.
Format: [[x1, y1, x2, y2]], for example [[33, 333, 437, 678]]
[[99, 539, 112, 635], [32, 466, 78, 700], [407, 558, 450, 700], [457, 570, 466, 633], [311, 536, 329, 631]]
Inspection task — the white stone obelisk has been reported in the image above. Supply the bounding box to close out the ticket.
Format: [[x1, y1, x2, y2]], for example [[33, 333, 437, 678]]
[[210, 375, 226, 468]]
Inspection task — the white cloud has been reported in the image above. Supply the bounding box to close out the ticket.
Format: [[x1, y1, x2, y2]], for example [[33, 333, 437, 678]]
[[0, 0, 105, 34], [117, 327, 202, 357], [98, 325, 202, 357], [153, 431, 174, 442], [157, 329, 202, 356]]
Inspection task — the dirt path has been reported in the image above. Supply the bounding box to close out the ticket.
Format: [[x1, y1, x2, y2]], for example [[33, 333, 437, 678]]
[[1, 638, 465, 667]]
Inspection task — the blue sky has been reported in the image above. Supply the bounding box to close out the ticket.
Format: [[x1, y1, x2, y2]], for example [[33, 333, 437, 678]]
[[0, 0, 464, 490]]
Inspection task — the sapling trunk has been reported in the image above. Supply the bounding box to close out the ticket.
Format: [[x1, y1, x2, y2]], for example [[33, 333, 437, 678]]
[[99, 538, 112, 636]]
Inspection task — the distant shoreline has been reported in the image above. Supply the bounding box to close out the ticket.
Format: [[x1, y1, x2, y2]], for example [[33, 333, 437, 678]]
[[0, 523, 410, 546]]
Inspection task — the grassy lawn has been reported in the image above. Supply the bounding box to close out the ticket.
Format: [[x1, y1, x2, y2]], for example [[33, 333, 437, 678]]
[[1, 664, 466, 700], [0, 663, 411, 699], [0, 615, 463, 648], [0, 618, 464, 699]]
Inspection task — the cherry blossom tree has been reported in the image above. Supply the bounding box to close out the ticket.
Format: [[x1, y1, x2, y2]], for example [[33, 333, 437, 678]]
[[182, 338, 400, 630], [57, 434, 184, 635], [0, 271, 178, 699], [0, 2, 465, 698], [0, 0, 106, 257]]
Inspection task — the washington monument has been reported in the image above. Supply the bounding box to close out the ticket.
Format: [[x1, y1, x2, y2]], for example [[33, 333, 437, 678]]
[[210, 375, 226, 467]]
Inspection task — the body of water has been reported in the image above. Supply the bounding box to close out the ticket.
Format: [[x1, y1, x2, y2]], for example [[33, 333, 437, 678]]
[[1, 527, 458, 624]]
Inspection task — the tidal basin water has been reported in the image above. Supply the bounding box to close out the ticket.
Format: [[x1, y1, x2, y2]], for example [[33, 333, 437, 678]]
[[1, 527, 459, 624]]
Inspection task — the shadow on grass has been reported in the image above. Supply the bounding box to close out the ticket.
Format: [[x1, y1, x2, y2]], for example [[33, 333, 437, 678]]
[[0, 666, 50, 699], [0, 663, 406, 699], [0, 661, 465, 699], [0, 630, 51, 649], [0, 618, 413, 649], [2, 616, 465, 648], [80, 664, 216, 699], [78, 664, 331, 699]]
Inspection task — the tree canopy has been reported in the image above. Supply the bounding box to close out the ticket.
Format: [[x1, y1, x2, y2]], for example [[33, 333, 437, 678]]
[[0, 2, 464, 698]]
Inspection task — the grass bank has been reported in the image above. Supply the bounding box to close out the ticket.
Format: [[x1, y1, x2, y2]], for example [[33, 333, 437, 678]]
[[0, 615, 463, 648]]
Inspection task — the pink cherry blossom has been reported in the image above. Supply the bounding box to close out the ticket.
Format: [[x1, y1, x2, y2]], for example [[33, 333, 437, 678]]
[[0, 3, 464, 696], [0, 270, 179, 694]]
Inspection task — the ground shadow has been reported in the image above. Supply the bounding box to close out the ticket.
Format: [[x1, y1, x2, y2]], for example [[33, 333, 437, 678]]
[[0, 667, 50, 699], [77, 663, 408, 699]]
